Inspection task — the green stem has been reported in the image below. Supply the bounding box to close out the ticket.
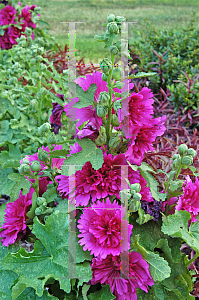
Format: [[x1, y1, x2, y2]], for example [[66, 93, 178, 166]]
[[38, 62, 42, 126], [175, 164, 182, 180], [26, 175, 39, 219], [185, 251, 199, 267], [106, 53, 115, 152]]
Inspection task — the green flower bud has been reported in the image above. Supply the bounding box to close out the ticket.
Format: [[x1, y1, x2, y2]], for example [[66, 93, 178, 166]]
[[173, 153, 181, 160], [95, 133, 107, 146], [99, 91, 110, 106], [43, 207, 54, 214], [38, 149, 49, 163], [115, 16, 126, 24], [18, 164, 31, 175], [41, 112, 48, 121], [37, 197, 47, 206], [182, 155, 193, 167], [107, 14, 115, 23], [40, 63, 47, 71], [38, 123, 51, 135], [115, 81, 122, 89], [47, 133, 57, 145], [113, 100, 121, 112], [173, 157, 181, 168], [30, 161, 41, 172], [187, 148, 197, 158], [130, 183, 141, 193], [111, 114, 120, 127], [30, 99, 38, 109], [109, 136, 122, 150], [102, 73, 108, 81], [22, 159, 30, 165], [109, 45, 119, 55], [96, 105, 108, 118], [112, 67, 123, 81], [107, 22, 119, 34], [35, 206, 45, 216], [129, 199, 141, 212], [178, 144, 188, 155], [100, 58, 112, 74], [133, 193, 142, 201]]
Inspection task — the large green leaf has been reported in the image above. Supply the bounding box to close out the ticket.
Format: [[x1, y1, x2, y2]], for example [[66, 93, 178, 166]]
[[62, 138, 103, 175], [0, 120, 13, 146], [73, 84, 97, 109], [8, 173, 31, 202], [162, 210, 199, 252], [0, 144, 22, 169], [0, 166, 15, 196], [13, 286, 59, 300], [0, 97, 14, 118], [0, 269, 18, 300], [2, 213, 92, 297]]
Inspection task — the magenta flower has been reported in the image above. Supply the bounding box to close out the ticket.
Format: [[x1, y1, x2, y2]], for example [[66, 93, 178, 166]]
[[0, 5, 17, 25], [91, 251, 154, 300], [18, 5, 36, 29], [130, 170, 153, 202], [176, 176, 199, 222], [0, 188, 34, 247], [64, 71, 134, 129], [161, 196, 177, 215], [125, 116, 166, 165], [77, 198, 133, 259], [50, 94, 64, 134], [7, 25, 22, 45], [0, 29, 12, 50], [76, 121, 99, 140]]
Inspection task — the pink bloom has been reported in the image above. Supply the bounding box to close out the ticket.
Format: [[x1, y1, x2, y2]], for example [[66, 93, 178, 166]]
[[68, 142, 82, 155], [176, 176, 199, 222], [7, 25, 22, 44], [0, 188, 34, 246], [91, 251, 154, 300], [161, 196, 178, 214], [64, 71, 133, 128], [77, 198, 133, 259], [0, 5, 17, 25], [122, 87, 154, 138], [76, 121, 99, 140], [0, 29, 12, 49], [125, 116, 166, 165], [18, 5, 36, 29], [130, 170, 153, 202]]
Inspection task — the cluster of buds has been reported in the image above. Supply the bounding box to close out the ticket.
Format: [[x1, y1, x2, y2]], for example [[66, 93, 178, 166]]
[[120, 181, 142, 212], [18, 159, 41, 175], [172, 144, 197, 169], [35, 196, 54, 217]]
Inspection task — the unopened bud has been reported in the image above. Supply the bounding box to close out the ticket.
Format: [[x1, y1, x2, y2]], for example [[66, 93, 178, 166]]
[[133, 193, 142, 201], [30, 161, 41, 172], [38, 122, 51, 135], [182, 155, 193, 167], [109, 45, 119, 55], [100, 58, 112, 74], [95, 133, 106, 146], [111, 114, 120, 127], [112, 67, 123, 81], [22, 159, 30, 165], [37, 197, 47, 206], [107, 14, 115, 23], [96, 105, 108, 118], [187, 148, 197, 158], [178, 144, 188, 155], [38, 149, 49, 163], [18, 164, 31, 175], [130, 183, 141, 193], [109, 136, 122, 150], [102, 73, 108, 81], [173, 153, 180, 160], [115, 16, 126, 24], [99, 91, 110, 106], [129, 199, 141, 212], [30, 99, 38, 109], [107, 22, 119, 34]]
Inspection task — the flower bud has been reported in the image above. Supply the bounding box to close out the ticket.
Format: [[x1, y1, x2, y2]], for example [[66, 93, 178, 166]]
[[173, 153, 180, 160], [37, 197, 47, 206], [38, 123, 51, 135], [109, 45, 119, 55], [22, 159, 30, 165], [113, 100, 121, 112], [187, 148, 197, 158], [30, 99, 38, 109], [178, 144, 188, 155], [47, 133, 57, 145], [100, 58, 112, 74], [18, 164, 31, 175], [107, 22, 119, 34], [41, 112, 48, 121], [107, 14, 115, 23], [129, 199, 141, 212], [109, 136, 122, 150], [95, 133, 106, 146], [38, 149, 49, 163], [99, 91, 110, 106], [133, 193, 142, 201], [173, 158, 181, 168], [111, 114, 120, 127], [35, 206, 45, 216], [96, 105, 108, 118], [115, 16, 126, 24], [102, 73, 108, 81], [130, 183, 141, 194], [115, 81, 123, 89], [182, 155, 193, 167], [112, 67, 123, 81], [30, 161, 41, 172]]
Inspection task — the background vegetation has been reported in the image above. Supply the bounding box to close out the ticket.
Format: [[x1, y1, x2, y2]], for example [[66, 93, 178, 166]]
[[33, 0, 199, 63]]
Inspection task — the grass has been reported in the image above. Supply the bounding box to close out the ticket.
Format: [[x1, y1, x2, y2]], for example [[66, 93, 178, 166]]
[[33, 0, 199, 63]]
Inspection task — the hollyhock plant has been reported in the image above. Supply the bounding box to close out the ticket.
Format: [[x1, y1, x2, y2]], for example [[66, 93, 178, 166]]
[[0, 188, 34, 246], [18, 4, 37, 29], [176, 176, 199, 222], [77, 198, 133, 258], [91, 251, 154, 300]]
